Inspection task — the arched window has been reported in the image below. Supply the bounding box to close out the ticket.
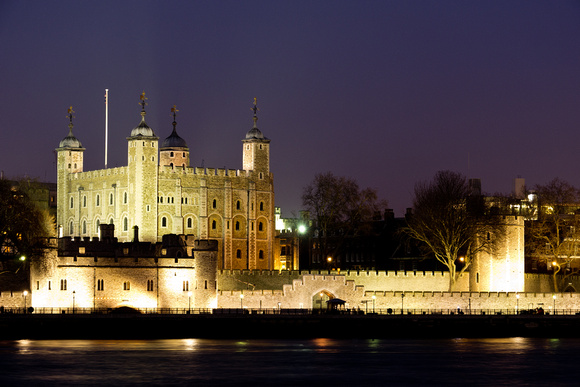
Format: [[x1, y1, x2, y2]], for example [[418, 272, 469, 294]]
[[259, 250, 264, 260], [187, 218, 193, 228], [236, 249, 242, 258], [123, 217, 128, 231], [235, 221, 240, 231], [170, 151, 174, 157], [96, 194, 100, 206], [82, 220, 87, 234], [236, 200, 241, 210], [124, 192, 128, 204], [109, 218, 114, 225], [161, 217, 167, 227], [70, 197, 74, 209], [260, 202, 264, 211], [69, 221, 74, 234], [83, 196, 87, 207], [212, 199, 217, 209], [259, 222, 264, 231], [212, 220, 217, 229]]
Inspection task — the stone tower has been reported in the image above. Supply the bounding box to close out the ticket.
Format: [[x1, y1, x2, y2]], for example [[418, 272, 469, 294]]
[[470, 215, 525, 292], [127, 93, 159, 242], [56, 107, 85, 236], [242, 98, 270, 175], [159, 105, 189, 169]]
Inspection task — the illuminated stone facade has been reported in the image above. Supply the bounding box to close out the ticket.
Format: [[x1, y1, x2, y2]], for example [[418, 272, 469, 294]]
[[56, 99, 274, 270], [29, 228, 218, 310]]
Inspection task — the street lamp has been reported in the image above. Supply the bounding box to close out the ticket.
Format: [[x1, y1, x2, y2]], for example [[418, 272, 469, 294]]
[[372, 295, 376, 313], [297, 224, 306, 270], [188, 291, 192, 313], [23, 290, 28, 313], [240, 293, 244, 309], [72, 291, 76, 314]]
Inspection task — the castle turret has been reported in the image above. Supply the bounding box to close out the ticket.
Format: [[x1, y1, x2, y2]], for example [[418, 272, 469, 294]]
[[56, 107, 85, 236], [127, 92, 159, 242], [159, 105, 189, 169], [242, 98, 270, 177], [470, 215, 525, 292]]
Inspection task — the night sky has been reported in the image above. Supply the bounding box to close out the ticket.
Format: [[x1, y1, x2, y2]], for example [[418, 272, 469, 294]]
[[1, 1, 579, 217]]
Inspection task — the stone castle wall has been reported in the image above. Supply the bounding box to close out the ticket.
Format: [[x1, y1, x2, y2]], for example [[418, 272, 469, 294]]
[[218, 272, 580, 312]]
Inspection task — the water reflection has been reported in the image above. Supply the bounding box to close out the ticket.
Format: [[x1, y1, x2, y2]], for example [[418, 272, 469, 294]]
[[0, 338, 579, 385]]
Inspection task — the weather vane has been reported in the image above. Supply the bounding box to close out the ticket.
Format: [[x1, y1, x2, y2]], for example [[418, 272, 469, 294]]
[[139, 91, 148, 111], [67, 106, 75, 126], [171, 105, 179, 129], [252, 97, 259, 127], [252, 97, 259, 116]]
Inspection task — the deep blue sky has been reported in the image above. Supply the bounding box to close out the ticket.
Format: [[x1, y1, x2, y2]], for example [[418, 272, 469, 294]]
[[1, 1, 579, 217]]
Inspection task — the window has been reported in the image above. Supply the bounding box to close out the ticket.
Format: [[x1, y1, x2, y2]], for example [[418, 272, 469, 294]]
[[83, 196, 87, 207], [69, 221, 74, 235], [183, 281, 189, 291], [212, 220, 216, 229], [123, 282, 130, 291], [147, 280, 154, 291], [123, 217, 128, 231], [182, 152, 185, 157], [48, 281, 51, 290], [60, 279, 67, 291], [235, 221, 240, 231], [70, 197, 74, 208], [161, 217, 167, 228], [281, 246, 286, 255], [212, 199, 217, 209], [96, 194, 100, 206], [97, 279, 104, 291], [236, 249, 242, 259], [82, 220, 87, 234], [187, 218, 193, 228], [236, 200, 241, 210], [109, 193, 114, 205], [259, 222, 263, 231], [260, 202, 264, 211], [96, 219, 100, 232], [259, 250, 264, 260], [36, 281, 39, 290], [124, 192, 128, 204]]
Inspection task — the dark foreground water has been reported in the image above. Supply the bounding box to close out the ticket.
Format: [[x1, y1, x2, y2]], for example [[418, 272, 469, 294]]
[[0, 338, 578, 386]]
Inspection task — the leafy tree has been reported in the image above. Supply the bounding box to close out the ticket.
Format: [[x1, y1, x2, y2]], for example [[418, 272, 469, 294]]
[[526, 178, 580, 292], [0, 179, 53, 269], [405, 170, 503, 291], [302, 172, 386, 267]]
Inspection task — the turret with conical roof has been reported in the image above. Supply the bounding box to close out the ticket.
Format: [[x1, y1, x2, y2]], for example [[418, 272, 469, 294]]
[[126, 92, 159, 243], [56, 106, 85, 236], [242, 98, 270, 175], [160, 105, 190, 168]]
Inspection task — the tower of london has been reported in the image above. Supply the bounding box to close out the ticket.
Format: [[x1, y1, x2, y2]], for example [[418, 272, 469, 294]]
[[56, 95, 275, 271]]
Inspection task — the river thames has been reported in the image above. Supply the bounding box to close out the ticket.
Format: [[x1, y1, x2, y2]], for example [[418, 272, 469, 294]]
[[0, 337, 578, 386]]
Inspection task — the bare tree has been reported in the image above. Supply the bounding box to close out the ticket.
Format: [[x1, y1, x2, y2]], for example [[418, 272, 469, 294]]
[[526, 178, 580, 292], [302, 172, 386, 267], [405, 171, 503, 291]]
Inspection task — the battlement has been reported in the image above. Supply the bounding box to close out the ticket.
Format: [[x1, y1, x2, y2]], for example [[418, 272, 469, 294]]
[[58, 232, 204, 258], [70, 166, 127, 180]]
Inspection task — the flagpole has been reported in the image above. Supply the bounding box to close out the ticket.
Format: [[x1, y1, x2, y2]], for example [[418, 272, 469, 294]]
[[105, 89, 109, 169]]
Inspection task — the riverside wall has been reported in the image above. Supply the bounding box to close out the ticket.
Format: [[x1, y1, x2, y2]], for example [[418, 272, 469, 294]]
[[217, 271, 580, 312]]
